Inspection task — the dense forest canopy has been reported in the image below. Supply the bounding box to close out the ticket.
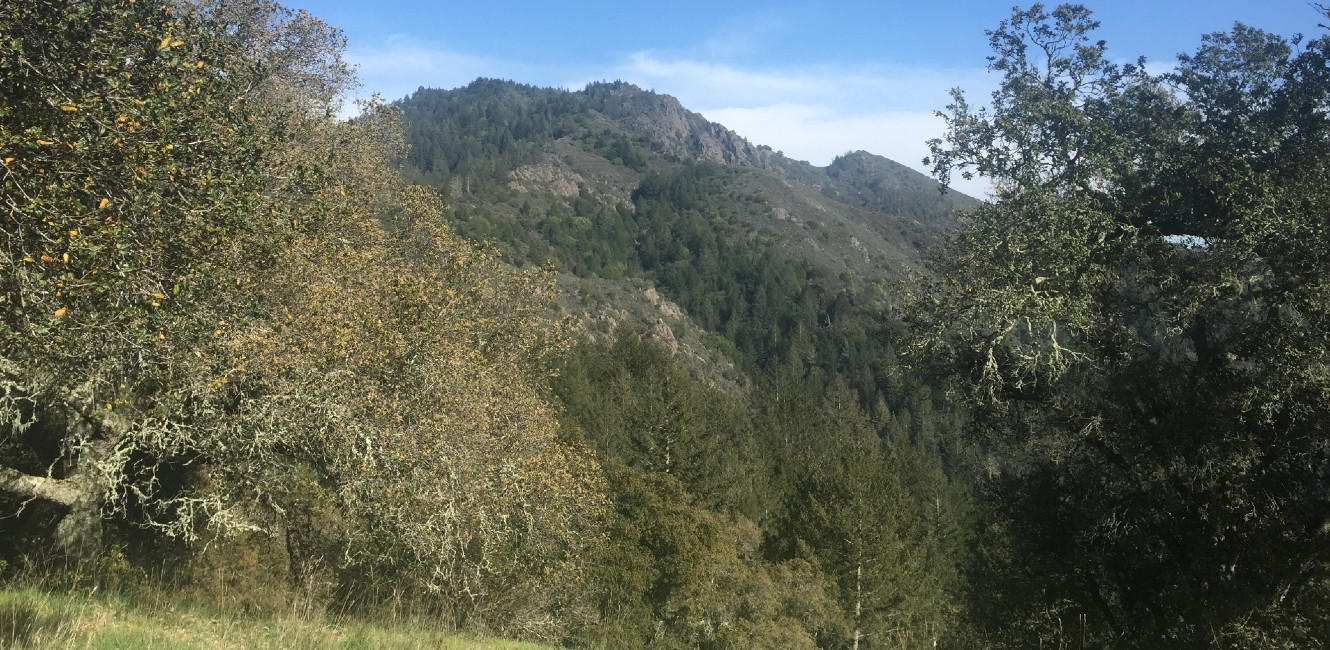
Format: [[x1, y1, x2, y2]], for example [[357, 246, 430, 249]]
[[3, 1, 1330, 649]]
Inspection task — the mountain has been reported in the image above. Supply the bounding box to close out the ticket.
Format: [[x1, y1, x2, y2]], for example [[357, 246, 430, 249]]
[[396, 78, 979, 404]]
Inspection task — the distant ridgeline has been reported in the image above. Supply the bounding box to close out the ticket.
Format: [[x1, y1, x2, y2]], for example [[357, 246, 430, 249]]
[[395, 79, 979, 411]]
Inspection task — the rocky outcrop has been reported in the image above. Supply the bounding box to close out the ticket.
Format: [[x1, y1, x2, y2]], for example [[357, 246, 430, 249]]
[[648, 318, 679, 355], [509, 163, 584, 197], [584, 82, 771, 168]]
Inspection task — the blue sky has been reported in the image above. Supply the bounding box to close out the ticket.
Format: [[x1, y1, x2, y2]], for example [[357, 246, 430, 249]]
[[292, 0, 1323, 197]]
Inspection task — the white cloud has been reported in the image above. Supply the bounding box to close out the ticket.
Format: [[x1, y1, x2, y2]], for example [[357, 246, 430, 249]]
[[600, 53, 989, 113], [605, 54, 820, 106]]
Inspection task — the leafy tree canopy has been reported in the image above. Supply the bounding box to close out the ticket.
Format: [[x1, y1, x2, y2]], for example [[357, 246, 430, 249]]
[[919, 3, 1330, 647]]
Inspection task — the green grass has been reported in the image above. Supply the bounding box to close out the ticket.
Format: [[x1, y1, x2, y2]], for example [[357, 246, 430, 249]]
[[0, 586, 555, 650]]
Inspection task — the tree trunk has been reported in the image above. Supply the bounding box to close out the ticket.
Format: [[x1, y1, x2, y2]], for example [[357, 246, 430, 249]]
[[853, 560, 863, 650], [1, 392, 125, 553], [0, 464, 101, 551]]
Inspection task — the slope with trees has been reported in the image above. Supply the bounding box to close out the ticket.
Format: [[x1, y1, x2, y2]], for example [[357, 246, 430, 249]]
[[397, 80, 975, 416], [13, 1, 1329, 648]]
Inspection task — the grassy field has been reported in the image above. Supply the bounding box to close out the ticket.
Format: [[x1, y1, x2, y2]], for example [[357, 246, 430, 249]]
[[0, 586, 555, 650]]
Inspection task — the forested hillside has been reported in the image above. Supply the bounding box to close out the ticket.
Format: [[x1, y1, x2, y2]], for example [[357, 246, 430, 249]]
[[396, 75, 979, 648], [395, 78, 977, 416], [4, 1, 1330, 649]]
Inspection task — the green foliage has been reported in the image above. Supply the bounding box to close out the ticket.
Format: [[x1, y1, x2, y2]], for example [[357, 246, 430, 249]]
[[569, 460, 840, 650], [1, 0, 317, 547], [628, 163, 910, 409], [920, 3, 1330, 646], [537, 189, 638, 279], [823, 151, 970, 227], [584, 128, 649, 172], [1, 0, 275, 366], [554, 330, 764, 516]]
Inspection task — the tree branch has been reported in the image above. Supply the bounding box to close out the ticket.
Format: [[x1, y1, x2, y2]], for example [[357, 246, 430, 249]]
[[0, 465, 82, 507]]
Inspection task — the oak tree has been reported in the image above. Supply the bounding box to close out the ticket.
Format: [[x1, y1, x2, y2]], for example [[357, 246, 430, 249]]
[[1, 3, 608, 639], [919, 4, 1330, 646]]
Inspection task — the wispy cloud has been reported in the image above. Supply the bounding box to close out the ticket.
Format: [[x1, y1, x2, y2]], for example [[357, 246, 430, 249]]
[[696, 14, 791, 60], [598, 53, 989, 113]]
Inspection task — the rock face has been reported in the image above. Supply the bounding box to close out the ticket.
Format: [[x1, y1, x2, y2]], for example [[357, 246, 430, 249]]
[[642, 286, 684, 320], [584, 81, 770, 168], [649, 317, 679, 355], [510, 163, 583, 197]]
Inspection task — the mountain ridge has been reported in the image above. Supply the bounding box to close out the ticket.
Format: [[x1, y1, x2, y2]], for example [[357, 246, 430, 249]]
[[396, 78, 979, 403]]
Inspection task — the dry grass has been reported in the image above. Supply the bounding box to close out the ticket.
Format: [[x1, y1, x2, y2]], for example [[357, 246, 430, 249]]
[[0, 586, 556, 650]]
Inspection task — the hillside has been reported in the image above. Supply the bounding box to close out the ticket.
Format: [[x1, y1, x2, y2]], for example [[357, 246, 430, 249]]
[[396, 79, 979, 403], [400, 80, 975, 274]]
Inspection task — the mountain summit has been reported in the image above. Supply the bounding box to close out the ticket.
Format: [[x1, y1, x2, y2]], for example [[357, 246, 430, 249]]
[[582, 81, 771, 168]]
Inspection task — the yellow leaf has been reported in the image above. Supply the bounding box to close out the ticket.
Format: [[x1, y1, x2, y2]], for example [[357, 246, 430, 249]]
[[158, 36, 172, 50], [54, 307, 67, 318], [61, 252, 69, 263], [68, 229, 78, 237], [98, 198, 109, 210], [59, 104, 77, 112], [36, 139, 54, 146], [23, 256, 33, 263], [3, 157, 13, 165], [170, 38, 184, 47], [196, 61, 204, 68], [153, 292, 166, 300]]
